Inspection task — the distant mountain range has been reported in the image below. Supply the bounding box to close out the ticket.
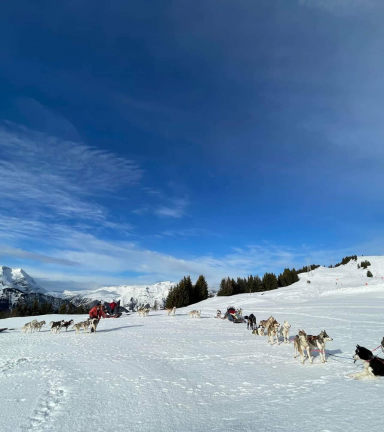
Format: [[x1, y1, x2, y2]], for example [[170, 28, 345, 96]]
[[0, 265, 174, 312]]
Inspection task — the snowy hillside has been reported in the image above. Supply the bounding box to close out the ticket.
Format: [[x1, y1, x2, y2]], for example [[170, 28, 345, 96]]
[[0, 266, 45, 293], [58, 281, 175, 308], [1, 256, 384, 431]]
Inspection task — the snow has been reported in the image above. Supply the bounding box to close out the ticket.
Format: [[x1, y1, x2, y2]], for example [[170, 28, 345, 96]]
[[54, 281, 175, 308], [0, 266, 45, 293], [1, 256, 384, 431]]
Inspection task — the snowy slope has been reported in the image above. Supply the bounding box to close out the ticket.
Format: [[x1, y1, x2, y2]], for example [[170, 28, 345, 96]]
[[1, 257, 384, 431], [0, 266, 45, 293], [58, 281, 174, 308]]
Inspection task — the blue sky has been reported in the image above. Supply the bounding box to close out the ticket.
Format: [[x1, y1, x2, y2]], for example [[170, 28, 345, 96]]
[[1, 0, 384, 291]]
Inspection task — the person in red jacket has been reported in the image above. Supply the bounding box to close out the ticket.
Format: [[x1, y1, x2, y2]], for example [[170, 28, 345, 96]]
[[110, 300, 118, 316], [89, 303, 106, 319]]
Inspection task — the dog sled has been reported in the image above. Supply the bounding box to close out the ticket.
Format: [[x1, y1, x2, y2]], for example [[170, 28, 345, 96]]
[[224, 307, 244, 323]]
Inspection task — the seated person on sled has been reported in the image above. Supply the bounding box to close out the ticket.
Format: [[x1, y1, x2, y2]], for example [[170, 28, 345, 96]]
[[89, 302, 122, 319]]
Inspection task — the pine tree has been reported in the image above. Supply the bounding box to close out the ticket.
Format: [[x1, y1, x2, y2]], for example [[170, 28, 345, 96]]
[[262, 272, 278, 291], [194, 275, 208, 301], [30, 299, 40, 316], [217, 277, 234, 296], [58, 303, 68, 314]]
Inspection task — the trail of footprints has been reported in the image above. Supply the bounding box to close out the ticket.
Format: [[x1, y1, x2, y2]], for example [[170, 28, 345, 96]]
[[22, 367, 68, 432]]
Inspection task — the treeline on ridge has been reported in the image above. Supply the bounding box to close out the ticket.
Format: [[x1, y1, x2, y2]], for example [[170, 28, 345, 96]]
[[217, 267, 300, 296], [0, 300, 88, 319], [165, 275, 209, 309]]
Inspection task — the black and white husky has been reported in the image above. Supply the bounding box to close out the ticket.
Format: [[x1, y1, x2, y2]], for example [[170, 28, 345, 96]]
[[307, 330, 333, 363], [245, 314, 257, 330], [50, 320, 64, 334], [89, 318, 100, 333], [62, 320, 74, 332], [349, 345, 384, 380]]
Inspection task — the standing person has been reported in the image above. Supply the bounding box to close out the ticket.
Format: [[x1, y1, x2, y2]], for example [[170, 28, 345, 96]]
[[109, 300, 117, 316]]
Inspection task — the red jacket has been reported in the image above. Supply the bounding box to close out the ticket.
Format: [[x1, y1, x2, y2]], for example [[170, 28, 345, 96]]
[[89, 306, 105, 319], [110, 302, 117, 309]]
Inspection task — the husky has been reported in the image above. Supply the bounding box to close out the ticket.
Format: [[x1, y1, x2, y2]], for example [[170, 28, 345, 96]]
[[268, 320, 280, 345], [21, 321, 34, 334], [189, 310, 201, 318], [35, 320, 46, 332], [307, 330, 333, 363], [167, 306, 176, 316], [72, 319, 91, 334], [279, 321, 291, 344], [62, 320, 74, 332], [259, 316, 275, 331], [89, 318, 100, 333], [294, 329, 313, 364], [50, 320, 64, 334], [245, 314, 257, 330], [138, 307, 150, 317], [349, 345, 384, 380], [215, 310, 222, 319]]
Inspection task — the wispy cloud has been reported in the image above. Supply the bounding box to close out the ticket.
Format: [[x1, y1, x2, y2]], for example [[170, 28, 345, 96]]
[[155, 197, 189, 218], [0, 123, 142, 226]]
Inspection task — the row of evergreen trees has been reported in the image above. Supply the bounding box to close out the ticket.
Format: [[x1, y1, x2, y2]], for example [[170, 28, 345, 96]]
[[217, 268, 299, 296], [165, 275, 208, 309], [0, 300, 87, 319]]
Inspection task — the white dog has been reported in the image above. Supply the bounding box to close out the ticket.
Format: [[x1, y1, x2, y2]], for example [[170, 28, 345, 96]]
[[189, 310, 201, 318], [280, 321, 291, 344], [167, 306, 177, 316]]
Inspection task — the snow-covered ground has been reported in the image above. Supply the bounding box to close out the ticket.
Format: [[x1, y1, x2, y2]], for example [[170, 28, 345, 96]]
[[1, 256, 384, 431]]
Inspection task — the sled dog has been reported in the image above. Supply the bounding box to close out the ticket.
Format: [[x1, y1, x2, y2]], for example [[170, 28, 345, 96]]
[[215, 310, 222, 319], [259, 316, 275, 332], [167, 306, 176, 316], [62, 320, 74, 332], [294, 329, 313, 364], [237, 308, 243, 317], [307, 330, 333, 363], [268, 320, 280, 345], [138, 307, 150, 317], [72, 319, 91, 334], [189, 310, 201, 318], [246, 314, 257, 330], [280, 321, 291, 344], [349, 345, 384, 380], [89, 318, 100, 333], [35, 320, 46, 332], [22, 320, 37, 334], [50, 320, 64, 334]]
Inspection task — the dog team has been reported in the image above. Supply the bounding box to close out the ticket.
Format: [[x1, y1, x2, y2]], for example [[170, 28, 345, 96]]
[[21, 318, 101, 334]]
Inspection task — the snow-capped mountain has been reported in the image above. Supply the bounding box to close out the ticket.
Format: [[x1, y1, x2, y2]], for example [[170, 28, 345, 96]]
[[59, 281, 175, 309], [0, 266, 45, 293]]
